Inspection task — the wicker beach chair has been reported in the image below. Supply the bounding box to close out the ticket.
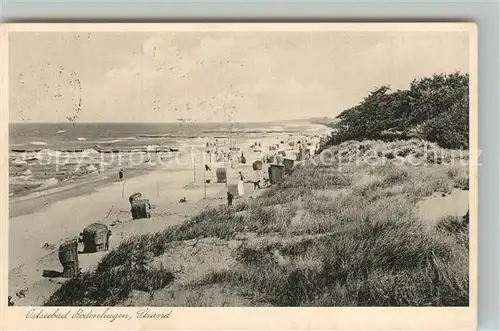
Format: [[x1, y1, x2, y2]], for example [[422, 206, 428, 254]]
[[58, 238, 79, 278]]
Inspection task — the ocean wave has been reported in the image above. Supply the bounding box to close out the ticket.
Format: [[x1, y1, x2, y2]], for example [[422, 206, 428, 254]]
[[82, 148, 100, 156], [38, 149, 63, 157], [21, 169, 33, 177], [10, 145, 182, 156], [95, 139, 122, 144], [80, 139, 123, 145], [137, 134, 171, 138], [42, 178, 58, 187], [146, 145, 161, 151], [10, 159, 27, 166], [267, 126, 285, 131], [77, 137, 87, 141], [137, 133, 199, 139], [58, 149, 100, 162], [16, 175, 35, 182], [29, 141, 47, 146]]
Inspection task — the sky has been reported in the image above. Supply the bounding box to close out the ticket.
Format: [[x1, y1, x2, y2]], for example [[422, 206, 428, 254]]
[[9, 29, 470, 123]]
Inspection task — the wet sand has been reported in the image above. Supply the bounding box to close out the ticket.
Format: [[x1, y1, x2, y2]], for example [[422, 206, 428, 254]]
[[9, 167, 149, 218]]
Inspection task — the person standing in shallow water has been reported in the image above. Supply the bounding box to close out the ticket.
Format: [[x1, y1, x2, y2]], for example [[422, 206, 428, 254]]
[[118, 169, 124, 181], [227, 191, 233, 206]]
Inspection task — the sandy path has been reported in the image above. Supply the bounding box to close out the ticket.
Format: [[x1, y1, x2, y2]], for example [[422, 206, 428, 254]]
[[416, 188, 469, 226]]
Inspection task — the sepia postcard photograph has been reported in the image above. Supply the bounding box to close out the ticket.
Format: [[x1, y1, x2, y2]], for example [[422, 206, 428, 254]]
[[1, 23, 477, 330]]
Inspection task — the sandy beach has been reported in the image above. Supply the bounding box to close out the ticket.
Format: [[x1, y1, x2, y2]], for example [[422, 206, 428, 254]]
[[8, 126, 324, 306]]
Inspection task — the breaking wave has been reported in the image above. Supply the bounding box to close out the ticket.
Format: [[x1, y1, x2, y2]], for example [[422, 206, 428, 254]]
[[29, 141, 47, 146]]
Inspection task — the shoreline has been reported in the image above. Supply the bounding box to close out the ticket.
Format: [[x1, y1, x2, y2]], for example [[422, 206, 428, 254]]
[[9, 167, 149, 218], [7, 125, 330, 305], [8, 151, 205, 284], [9, 152, 187, 218], [8, 125, 329, 212], [7, 157, 265, 305]]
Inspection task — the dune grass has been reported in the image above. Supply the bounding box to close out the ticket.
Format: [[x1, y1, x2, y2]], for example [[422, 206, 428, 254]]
[[46, 139, 470, 307], [46, 256, 174, 306], [198, 217, 468, 306]]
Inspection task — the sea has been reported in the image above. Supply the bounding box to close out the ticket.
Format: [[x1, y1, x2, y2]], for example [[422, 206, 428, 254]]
[[9, 122, 310, 151], [9, 122, 321, 198]]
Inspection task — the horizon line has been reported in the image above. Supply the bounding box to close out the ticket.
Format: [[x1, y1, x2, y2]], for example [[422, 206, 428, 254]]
[[8, 118, 334, 125]]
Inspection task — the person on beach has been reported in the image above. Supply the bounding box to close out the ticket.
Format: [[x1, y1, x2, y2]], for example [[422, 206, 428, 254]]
[[253, 179, 261, 190], [118, 169, 124, 181], [105, 230, 112, 251], [227, 191, 234, 206], [239, 172, 244, 181]]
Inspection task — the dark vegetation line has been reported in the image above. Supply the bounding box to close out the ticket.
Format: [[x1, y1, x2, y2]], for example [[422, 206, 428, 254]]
[[320, 72, 469, 151]]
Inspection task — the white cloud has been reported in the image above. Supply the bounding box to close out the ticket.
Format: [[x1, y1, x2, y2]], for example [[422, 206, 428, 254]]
[[10, 30, 469, 123]]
